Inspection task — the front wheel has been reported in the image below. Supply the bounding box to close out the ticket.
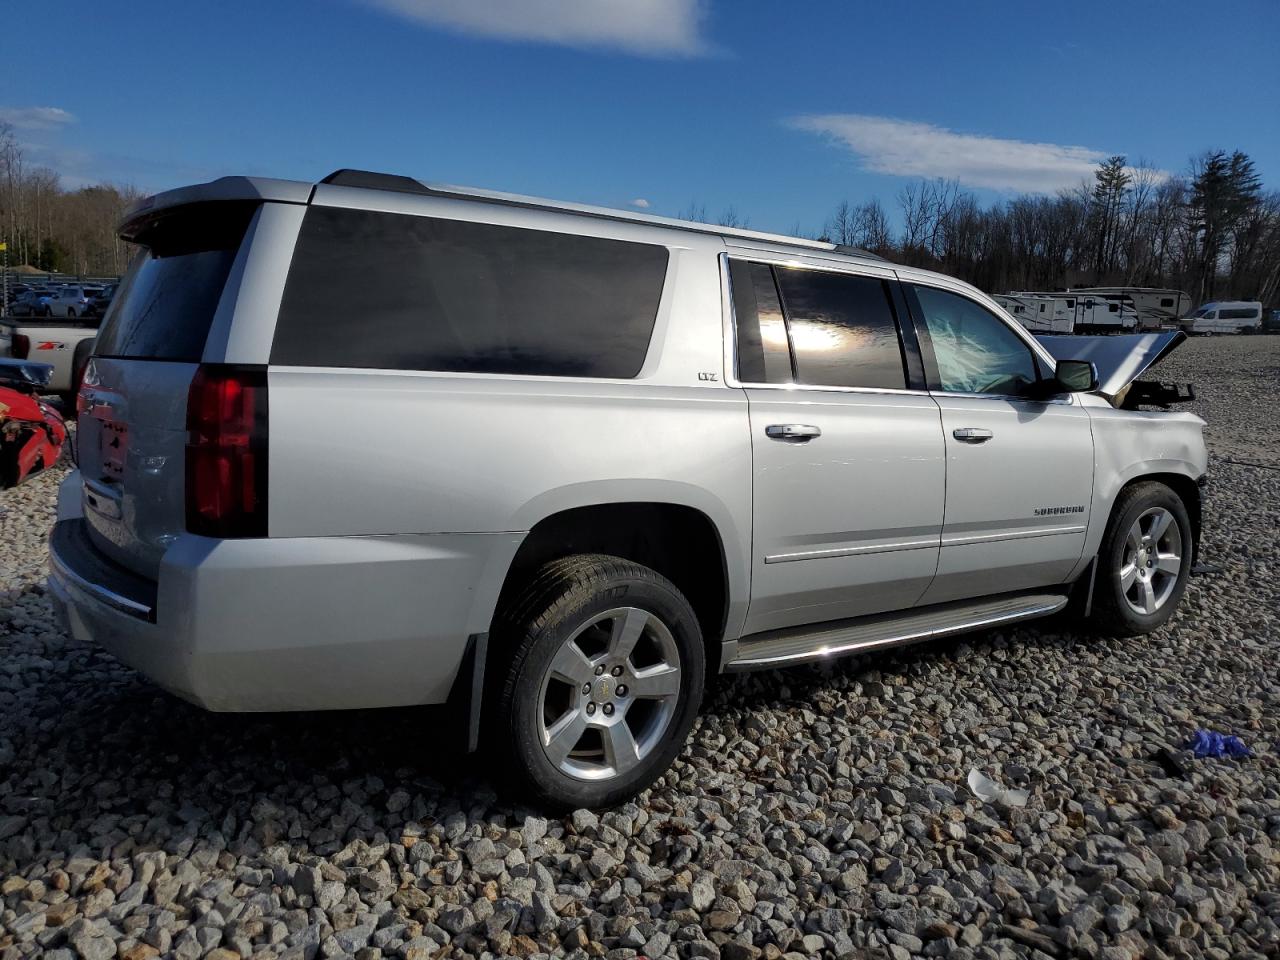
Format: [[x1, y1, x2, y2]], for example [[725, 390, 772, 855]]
[[1092, 482, 1192, 636], [489, 555, 705, 810]]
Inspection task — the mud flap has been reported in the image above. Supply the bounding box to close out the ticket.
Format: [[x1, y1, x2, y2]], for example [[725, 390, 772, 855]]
[[446, 632, 489, 753], [1066, 556, 1098, 619]]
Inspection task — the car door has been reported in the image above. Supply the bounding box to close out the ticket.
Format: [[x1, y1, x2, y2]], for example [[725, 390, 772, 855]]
[[726, 256, 947, 637], [902, 280, 1095, 605]]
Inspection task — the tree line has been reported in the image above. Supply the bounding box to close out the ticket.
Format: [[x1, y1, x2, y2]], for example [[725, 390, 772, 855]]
[[694, 150, 1280, 307], [0, 122, 142, 277]]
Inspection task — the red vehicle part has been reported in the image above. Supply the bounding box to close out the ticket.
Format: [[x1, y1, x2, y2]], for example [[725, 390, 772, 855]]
[[0, 363, 67, 489]]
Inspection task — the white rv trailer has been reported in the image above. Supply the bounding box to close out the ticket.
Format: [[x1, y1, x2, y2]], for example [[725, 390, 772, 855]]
[[1068, 287, 1191, 330], [1002, 291, 1139, 333], [1073, 297, 1140, 333], [1180, 301, 1263, 334], [992, 293, 1074, 333]]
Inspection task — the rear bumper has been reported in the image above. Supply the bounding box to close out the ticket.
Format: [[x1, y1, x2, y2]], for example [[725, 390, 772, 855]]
[[49, 472, 521, 711]]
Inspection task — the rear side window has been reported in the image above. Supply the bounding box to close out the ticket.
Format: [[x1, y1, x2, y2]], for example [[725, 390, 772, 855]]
[[272, 207, 669, 378], [96, 203, 256, 362], [1220, 307, 1258, 319], [773, 267, 907, 390]]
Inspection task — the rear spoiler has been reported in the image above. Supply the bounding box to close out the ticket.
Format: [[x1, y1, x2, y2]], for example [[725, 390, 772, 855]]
[[119, 176, 311, 239]]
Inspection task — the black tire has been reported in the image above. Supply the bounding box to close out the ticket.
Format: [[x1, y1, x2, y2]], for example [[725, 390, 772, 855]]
[[1091, 482, 1193, 636], [488, 554, 705, 810], [67, 308, 75, 319]]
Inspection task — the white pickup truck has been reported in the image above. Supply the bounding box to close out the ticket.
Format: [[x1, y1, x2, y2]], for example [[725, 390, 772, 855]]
[[0, 317, 97, 399]]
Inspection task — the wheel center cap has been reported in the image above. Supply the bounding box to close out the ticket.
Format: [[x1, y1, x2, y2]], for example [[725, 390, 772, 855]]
[[590, 676, 614, 704]]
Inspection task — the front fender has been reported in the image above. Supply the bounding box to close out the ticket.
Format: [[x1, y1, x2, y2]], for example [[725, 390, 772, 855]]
[[1073, 403, 1208, 576]]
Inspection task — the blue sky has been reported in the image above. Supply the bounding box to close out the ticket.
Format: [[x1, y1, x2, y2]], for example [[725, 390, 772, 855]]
[[7, 0, 1279, 235]]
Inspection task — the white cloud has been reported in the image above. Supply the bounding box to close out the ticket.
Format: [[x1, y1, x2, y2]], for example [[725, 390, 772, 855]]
[[0, 106, 77, 131], [629, 198, 651, 209], [361, 0, 709, 56], [790, 113, 1163, 193]]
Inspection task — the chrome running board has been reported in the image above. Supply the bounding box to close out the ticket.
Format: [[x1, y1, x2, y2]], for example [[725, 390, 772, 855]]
[[726, 592, 1068, 672]]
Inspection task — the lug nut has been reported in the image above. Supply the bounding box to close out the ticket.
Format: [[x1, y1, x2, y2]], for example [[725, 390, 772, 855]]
[[611, 666, 623, 677], [603, 703, 615, 716], [582, 683, 592, 694], [594, 664, 605, 676], [616, 684, 628, 697], [586, 703, 596, 716]]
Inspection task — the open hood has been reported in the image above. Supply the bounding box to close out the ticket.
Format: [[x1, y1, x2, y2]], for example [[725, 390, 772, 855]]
[[1037, 331, 1186, 401]]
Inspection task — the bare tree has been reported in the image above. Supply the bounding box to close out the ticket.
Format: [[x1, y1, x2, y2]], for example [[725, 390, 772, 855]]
[[677, 201, 709, 224]]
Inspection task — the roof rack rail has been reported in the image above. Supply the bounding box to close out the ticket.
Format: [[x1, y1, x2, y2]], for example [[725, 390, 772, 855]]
[[315, 168, 897, 262], [833, 243, 886, 261], [320, 169, 438, 196]]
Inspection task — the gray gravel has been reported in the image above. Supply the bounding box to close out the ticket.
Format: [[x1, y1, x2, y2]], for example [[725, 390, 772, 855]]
[[2, 336, 1279, 960]]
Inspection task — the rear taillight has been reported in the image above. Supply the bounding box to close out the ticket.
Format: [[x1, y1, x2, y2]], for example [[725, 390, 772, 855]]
[[11, 334, 29, 359], [185, 365, 268, 538]]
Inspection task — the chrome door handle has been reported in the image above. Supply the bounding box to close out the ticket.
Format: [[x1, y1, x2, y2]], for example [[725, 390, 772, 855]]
[[953, 427, 993, 443], [765, 424, 821, 442]]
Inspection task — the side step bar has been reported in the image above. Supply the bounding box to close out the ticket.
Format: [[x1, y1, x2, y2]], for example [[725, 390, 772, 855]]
[[726, 592, 1068, 672]]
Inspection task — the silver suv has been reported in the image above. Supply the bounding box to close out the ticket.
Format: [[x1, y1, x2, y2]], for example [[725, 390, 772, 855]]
[[49, 170, 1208, 809]]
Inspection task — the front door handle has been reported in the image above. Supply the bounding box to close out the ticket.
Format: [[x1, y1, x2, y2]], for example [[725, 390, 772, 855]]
[[953, 427, 994, 444], [766, 423, 822, 442]]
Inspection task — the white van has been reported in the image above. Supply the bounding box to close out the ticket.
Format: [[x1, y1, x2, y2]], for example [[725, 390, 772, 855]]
[[1182, 301, 1263, 334]]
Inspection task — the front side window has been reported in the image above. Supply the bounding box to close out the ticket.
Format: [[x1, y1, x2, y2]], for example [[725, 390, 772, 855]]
[[773, 267, 907, 390], [273, 207, 669, 378], [910, 285, 1040, 397]]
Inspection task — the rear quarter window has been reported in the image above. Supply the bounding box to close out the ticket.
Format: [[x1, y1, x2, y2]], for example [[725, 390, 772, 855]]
[[272, 207, 670, 378]]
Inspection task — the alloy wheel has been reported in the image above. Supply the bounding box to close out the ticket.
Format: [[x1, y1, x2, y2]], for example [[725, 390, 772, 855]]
[[1119, 507, 1182, 615], [536, 606, 682, 782]]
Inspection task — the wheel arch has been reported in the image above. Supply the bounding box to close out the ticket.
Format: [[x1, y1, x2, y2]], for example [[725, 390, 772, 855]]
[[1110, 471, 1203, 565], [492, 499, 737, 670], [448, 492, 744, 754]]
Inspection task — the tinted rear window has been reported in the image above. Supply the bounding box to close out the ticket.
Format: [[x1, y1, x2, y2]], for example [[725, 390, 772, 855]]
[[773, 266, 907, 390], [271, 207, 669, 378], [95, 203, 255, 362]]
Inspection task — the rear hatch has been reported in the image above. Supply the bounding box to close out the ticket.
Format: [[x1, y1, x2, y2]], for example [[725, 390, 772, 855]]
[[76, 202, 257, 579]]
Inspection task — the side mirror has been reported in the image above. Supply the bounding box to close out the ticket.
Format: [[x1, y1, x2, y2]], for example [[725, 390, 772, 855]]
[[1055, 359, 1098, 392]]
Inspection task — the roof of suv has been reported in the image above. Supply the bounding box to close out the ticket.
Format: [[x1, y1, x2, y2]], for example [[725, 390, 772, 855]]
[[121, 169, 890, 266]]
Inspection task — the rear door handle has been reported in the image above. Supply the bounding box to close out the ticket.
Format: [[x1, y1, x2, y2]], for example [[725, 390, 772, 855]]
[[953, 427, 994, 443], [765, 424, 821, 442]]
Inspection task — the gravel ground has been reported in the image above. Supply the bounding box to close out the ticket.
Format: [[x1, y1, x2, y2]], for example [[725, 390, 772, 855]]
[[1, 336, 1278, 960]]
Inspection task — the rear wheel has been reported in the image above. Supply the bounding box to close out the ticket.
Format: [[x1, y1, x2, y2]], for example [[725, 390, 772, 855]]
[[1092, 482, 1192, 636], [67, 308, 75, 319], [490, 555, 705, 810]]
